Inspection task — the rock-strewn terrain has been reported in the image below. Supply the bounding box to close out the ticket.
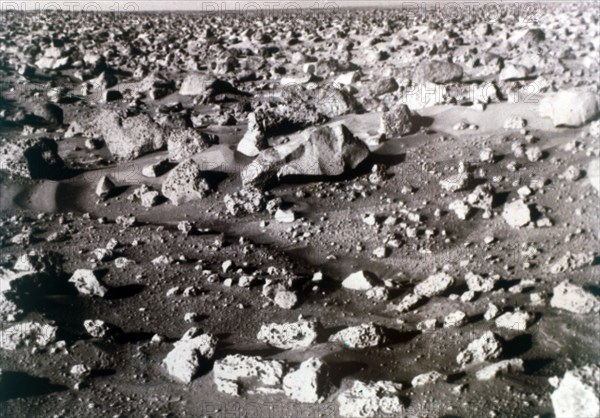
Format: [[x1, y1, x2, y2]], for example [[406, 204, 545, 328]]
[[0, 4, 599, 417]]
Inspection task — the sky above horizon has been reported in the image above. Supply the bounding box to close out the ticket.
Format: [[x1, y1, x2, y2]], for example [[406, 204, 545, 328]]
[[2, 0, 558, 12]]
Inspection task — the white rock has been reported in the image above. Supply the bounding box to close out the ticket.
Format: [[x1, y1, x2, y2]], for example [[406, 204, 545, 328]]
[[0, 321, 57, 350], [283, 357, 329, 403], [484, 303, 500, 321], [465, 271, 497, 292], [337, 380, 404, 418], [444, 310, 467, 327], [495, 310, 533, 331], [69, 269, 108, 297], [414, 272, 454, 298], [550, 281, 600, 314], [588, 158, 599, 192], [476, 359, 524, 380], [213, 354, 286, 396], [70, 364, 92, 379], [502, 200, 531, 228], [342, 271, 380, 291], [257, 320, 320, 349], [411, 371, 446, 387], [449, 199, 472, 220], [163, 333, 218, 383], [539, 90, 599, 127], [551, 364, 600, 418], [274, 207, 296, 223], [335, 71, 361, 86]]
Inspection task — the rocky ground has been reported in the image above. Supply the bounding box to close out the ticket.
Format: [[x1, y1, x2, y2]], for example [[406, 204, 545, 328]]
[[1, 3, 599, 418]]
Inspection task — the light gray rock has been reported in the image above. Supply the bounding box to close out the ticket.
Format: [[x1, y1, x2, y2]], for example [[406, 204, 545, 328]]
[[456, 331, 503, 367], [213, 354, 286, 396], [69, 269, 108, 297], [502, 200, 531, 228], [495, 310, 533, 331], [414, 272, 454, 298], [337, 380, 404, 418], [167, 129, 218, 162], [476, 359, 524, 380], [411, 371, 446, 387], [413, 60, 463, 84], [551, 364, 600, 418], [539, 90, 599, 127], [0, 321, 57, 350], [161, 159, 211, 205], [163, 333, 218, 383], [257, 320, 320, 349], [342, 271, 380, 291], [550, 281, 600, 314], [379, 104, 418, 137], [95, 109, 165, 160], [283, 357, 329, 403], [329, 322, 387, 349]]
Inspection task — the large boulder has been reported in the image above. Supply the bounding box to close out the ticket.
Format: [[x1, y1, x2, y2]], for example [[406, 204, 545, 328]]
[[0, 137, 65, 179], [413, 60, 463, 84], [161, 159, 211, 205], [278, 124, 370, 178], [551, 364, 600, 418], [242, 124, 369, 189], [179, 72, 241, 98], [95, 110, 165, 160], [539, 90, 599, 127]]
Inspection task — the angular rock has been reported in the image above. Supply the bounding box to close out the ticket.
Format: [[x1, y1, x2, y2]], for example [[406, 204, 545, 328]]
[[283, 357, 329, 403], [161, 159, 211, 205], [550, 281, 600, 314], [550, 252, 594, 274], [342, 271, 380, 291], [495, 310, 533, 331], [224, 188, 269, 216], [379, 104, 418, 137], [551, 364, 600, 418], [0, 321, 57, 350], [69, 269, 108, 297], [465, 271, 497, 293], [163, 333, 218, 383], [414, 272, 454, 298], [0, 137, 65, 180], [213, 354, 286, 396], [502, 200, 531, 228], [277, 124, 370, 179], [329, 322, 387, 349], [476, 359, 524, 380], [539, 90, 599, 127], [457, 331, 503, 367], [257, 320, 320, 349], [95, 175, 115, 199], [411, 371, 446, 387], [337, 380, 404, 418], [167, 129, 218, 162], [413, 60, 463, 84], [95, 109, 165, 160]]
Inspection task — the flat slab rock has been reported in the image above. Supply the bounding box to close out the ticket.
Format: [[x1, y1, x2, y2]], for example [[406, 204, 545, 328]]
[[342, 270, 380, 291], [337, 380, 404, 418], [257, 320, 320, 349]]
